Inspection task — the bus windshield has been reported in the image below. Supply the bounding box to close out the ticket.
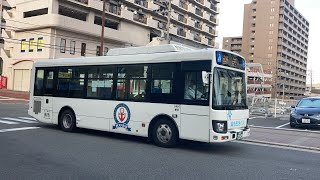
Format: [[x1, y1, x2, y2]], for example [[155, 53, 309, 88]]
[[212, 68, 247, 110]]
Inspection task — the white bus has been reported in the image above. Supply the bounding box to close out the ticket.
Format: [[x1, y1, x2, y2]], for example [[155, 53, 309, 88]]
[[28, 44, 250, 147]]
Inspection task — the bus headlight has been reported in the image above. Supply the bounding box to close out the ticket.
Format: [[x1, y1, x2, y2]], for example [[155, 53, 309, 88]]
[[212, 121, 227, 133]]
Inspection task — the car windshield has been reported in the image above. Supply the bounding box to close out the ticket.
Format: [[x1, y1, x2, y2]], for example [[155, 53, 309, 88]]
[[212, 68, 247, 110], [297, 99, 320, 108]]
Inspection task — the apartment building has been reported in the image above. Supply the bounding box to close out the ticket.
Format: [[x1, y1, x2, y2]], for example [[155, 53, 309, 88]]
[[241, 0, 309, 99], [0, 0, 11, 76], [222, 36, 242, 55], [1, 0, 220, 91]]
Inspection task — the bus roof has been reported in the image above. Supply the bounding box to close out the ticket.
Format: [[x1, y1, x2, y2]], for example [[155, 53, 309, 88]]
[[33, 45, 242, 67]]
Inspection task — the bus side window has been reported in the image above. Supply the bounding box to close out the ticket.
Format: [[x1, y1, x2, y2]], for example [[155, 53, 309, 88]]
[[34, 69, 45, 96], [44, 69, 55, 96]]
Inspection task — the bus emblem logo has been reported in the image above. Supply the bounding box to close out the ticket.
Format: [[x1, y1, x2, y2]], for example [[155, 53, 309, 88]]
[[113, 103, 131, 131]]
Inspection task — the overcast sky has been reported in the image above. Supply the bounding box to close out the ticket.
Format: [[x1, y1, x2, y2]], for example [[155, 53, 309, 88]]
[[217, 0, 320, 84]]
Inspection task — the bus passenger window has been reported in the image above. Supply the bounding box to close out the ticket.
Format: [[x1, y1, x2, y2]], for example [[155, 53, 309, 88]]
[[184, 72, 208, 101], [34, 69, 44, 96]]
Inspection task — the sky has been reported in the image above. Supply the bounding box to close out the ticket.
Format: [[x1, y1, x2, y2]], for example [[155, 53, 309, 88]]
[[217, 0, 320, 84]]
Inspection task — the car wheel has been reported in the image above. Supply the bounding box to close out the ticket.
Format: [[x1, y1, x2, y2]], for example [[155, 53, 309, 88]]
[[290, 122, 296, 128], [59, 109, 76, 132], [152, 119, 178, 148]]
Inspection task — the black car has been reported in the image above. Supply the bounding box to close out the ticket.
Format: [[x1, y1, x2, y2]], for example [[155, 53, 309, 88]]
[[290, 97, 320, 128]]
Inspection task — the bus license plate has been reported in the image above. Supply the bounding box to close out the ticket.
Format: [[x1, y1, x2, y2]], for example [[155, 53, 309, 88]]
[[230, 120, 245, 128], [302, 119, 310, 123]]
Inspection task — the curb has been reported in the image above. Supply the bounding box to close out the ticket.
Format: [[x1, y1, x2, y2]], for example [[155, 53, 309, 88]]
[[249, 125, 320, 134], [242, 139, 320, 152]]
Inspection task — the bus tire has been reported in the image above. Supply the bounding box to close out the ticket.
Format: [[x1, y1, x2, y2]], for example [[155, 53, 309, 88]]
[[59, 109, 76, 132], [152, 119, 178, 148]]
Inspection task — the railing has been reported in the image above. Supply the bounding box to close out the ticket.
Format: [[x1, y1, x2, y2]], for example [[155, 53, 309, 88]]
[[210, 4, 218, 12], [74, 0, 88, 4], [133, 14, 147, 24], [177, 30, 186, 37], [135, 0, 148, 8], [194, 35, 201, 42], [107, 5, 121, 15], [179, 1, 188, 10], [178, 15, 187, 23], [195, 23, 202, 29]]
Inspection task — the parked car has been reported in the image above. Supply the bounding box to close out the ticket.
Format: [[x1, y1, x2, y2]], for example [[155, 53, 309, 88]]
[[290, 97, 320, 128]]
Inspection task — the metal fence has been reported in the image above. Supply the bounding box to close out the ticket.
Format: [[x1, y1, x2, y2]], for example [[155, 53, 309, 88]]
[[248, 97, 297, 118]]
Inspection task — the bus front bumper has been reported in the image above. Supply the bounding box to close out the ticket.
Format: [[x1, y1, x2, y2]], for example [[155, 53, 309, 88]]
[[210, 128, 250, 143]]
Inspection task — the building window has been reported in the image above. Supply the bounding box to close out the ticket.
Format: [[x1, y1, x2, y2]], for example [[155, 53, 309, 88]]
[[21, 39, 27, 52], [270, 15, 275, 19], [269, 30, 274, 35], [271, 8, 275, 12], [81, 43, 86, 56], [29, 38, 35, 52], [270, 23, 274, 28], [267, 54, 273, 58], [96, 46, 101, 56], [60, 39, 66, 53], [37, 37, 43, 52], [269, 39, 274, 43], [268, 46, 273, 50], [58, 5, 87, 21], [70, 41, 75, 55], [24, 8, 48, 18]]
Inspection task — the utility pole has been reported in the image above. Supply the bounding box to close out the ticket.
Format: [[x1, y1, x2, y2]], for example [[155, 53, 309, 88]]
[[166, 0, 172, 44], [0, 0, 3, 36], [282, 83, 284, 101], [310, 69, 313, 91], [100, 0, 106, 56]]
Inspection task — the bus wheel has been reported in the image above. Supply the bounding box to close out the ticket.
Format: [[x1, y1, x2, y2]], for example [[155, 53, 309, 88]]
[[59, 110, 76, 132], [152, 119, 178, 148]]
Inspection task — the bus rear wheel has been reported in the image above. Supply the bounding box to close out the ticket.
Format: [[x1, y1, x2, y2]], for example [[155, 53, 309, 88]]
[[152, 119, 178, 148], [59, 109, 76, 132]]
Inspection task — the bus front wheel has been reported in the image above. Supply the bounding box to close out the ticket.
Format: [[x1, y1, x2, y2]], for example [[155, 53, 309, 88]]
[[59, 109, 76, 132], [152, 119, 178, 148]]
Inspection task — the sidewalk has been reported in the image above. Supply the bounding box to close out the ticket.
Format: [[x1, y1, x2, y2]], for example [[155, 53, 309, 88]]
[[0, 89, 29, 100], [244, 126, 320, 151]]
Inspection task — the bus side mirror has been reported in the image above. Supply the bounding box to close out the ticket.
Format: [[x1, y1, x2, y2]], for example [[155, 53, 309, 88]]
[[202, 71, 210, 85]]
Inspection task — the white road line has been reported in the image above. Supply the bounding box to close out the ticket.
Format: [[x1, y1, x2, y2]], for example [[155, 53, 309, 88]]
[[18, 117, 37, 121], [0, 120, 19, 125], [2, 117, 38, 124], [276, 122, 290, 129], [0, 127, 40, 133]]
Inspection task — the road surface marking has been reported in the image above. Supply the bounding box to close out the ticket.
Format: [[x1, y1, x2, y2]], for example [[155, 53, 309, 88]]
[[18, 117, 37, 121], [0, 120, 19, 125], [276, 122, 290, 129], [0, 127, 40, 133], [2, 117, 38, 124]]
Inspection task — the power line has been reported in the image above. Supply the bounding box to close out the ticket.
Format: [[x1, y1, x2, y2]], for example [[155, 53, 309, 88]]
[[2, 37, 99, 56]]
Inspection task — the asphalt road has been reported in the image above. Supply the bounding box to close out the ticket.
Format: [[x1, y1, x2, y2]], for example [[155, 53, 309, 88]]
[[249, 116, 320, 131], [1, 103, 320, 180]]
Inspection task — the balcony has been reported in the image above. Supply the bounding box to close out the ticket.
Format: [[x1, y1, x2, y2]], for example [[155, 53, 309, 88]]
[[107, 4, 121, 15], [177, 29, 186, 37], [194, 34, 201, 42], [210, 4, 218, 13], [133, 14, 147, 24], [195, 23, 202, 30], [178, 15, 187, 24], [134, 0, 148, 8], [73, 0, 88, 4], [179, 1, 188, 10], [195, 10, 203, 17], [195, 0, 204, 5]]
